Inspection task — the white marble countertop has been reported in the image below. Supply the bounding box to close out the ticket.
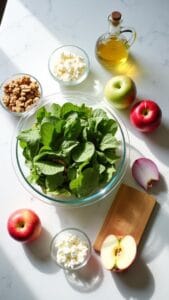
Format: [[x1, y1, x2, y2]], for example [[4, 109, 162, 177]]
[[0, 0, 169, 299]]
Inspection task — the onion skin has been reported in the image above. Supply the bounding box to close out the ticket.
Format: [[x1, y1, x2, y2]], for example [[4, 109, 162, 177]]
[[132, 158, 160, 190]]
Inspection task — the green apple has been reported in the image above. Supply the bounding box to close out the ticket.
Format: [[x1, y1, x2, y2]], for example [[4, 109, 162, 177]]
[[104, 75, 136, 109]]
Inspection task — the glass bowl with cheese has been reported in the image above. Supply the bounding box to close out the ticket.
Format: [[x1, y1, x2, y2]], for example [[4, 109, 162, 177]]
[[50, 228, 92, 271], [48, 45, 90, 86]]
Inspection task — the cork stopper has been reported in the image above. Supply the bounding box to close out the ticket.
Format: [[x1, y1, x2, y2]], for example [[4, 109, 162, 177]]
[[111, 11, 122, 25]]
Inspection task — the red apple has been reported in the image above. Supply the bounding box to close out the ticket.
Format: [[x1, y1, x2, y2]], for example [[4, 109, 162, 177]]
[[100, 234, 137, 272], [130, 99, 162, 132], [7, 209, 42, 243]]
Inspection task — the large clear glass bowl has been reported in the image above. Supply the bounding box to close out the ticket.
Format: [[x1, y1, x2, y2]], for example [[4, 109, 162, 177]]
[[12, 92, 129, 207]]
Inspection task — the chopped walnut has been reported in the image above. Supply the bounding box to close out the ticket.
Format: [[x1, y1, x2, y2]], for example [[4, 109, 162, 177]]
[[2, 75, 41, 113]]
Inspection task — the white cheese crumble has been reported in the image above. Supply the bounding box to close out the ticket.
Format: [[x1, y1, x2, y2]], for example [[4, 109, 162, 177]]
[[54, 232, 89, 269], [53, 51, 86, 82]]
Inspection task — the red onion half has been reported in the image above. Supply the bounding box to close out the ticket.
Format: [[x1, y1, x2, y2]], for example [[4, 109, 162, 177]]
[[132, 158, 160, 190]]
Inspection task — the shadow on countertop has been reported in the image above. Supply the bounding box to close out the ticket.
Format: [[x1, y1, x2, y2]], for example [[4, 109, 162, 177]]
[[64, 253, 103, 293], [112, 257, 155, 300], [142, 122, 169, 167], [0, 49, 20, 82], [0, 247, 37, 300], [23, 227, 59, 274], [0, 49, 22, 127]]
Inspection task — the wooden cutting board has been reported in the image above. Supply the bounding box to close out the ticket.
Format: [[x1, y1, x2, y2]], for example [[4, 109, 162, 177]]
[[93, 184, 156, 252]]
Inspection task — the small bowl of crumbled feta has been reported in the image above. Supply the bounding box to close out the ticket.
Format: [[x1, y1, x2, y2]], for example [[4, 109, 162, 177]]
[[50, 228, 92, 271], [48, 45, 90, 86]]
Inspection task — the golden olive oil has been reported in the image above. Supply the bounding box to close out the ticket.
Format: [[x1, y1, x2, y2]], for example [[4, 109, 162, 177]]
[[96, 36, 129, 67], [95, 11, 136, 69]]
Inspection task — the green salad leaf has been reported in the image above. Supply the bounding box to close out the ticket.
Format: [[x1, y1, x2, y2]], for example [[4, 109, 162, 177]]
[[34, 161, 64, 175], [100, 133, 120, 151], [40, 122, 55, 146], [17, 127, 40, 145], [69, 168, 99, 197], [72, 142, 95, 162], [17, 102, 121, 198]]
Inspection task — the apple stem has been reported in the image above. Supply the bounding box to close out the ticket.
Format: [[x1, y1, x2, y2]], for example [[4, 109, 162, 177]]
[[18, 221, 25, 228], [114, 82, 121, 89], [142, 108, 148, 116]]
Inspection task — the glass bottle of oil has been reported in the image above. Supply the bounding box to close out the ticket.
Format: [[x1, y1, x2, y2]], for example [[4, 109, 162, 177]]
[[95, 11, 136, 68]]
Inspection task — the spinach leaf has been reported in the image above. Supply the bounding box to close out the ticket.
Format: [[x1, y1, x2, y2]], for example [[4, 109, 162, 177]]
[[36, 107, 47, 123], [39, 146, 52, 153], [64, 113, 81, 139], [72, 142, 95, 162], [55, 119, 65, 135], [17, 127, 40, 145], [69, 168, 99, 197], [19, 140, 27, 149], [35, 161, 64, 175], [40, 122, 55, 146], [33, 151, 58, 162], [98, 118, 118, 135], [50, 103, 61, 118], [46, 173, 64, 191], [93, 108, 108, 119], [106, 165, 116, 181], [61, 102, 79, 118], [28, 169, 39, 184], [57, 140, 79, 157], [100, 133, 120, 151], [104, 149, 120, 164], [96, 163, 106, 175], [67, 165, 77, 181]]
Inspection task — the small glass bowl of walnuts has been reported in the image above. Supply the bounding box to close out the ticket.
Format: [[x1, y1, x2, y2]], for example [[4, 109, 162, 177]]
[[0, 73, 42, 117]]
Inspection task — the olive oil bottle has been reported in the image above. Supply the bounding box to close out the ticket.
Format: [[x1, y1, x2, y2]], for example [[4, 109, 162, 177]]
[[95, 11, 136, 68]]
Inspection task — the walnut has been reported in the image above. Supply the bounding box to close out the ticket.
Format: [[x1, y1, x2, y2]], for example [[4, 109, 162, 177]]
[[2, 75, 41, 113]]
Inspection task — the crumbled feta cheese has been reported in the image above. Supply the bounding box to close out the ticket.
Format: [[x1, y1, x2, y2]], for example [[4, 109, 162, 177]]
[[54, 232, 89, 269], [53, 51, 86, 82]]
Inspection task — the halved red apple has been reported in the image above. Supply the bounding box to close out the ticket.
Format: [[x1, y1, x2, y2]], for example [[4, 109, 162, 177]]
[[100, 234, 137, 271]]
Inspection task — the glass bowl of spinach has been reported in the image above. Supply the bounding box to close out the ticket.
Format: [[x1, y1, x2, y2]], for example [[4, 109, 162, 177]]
[[12, 92, 129, 207]]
